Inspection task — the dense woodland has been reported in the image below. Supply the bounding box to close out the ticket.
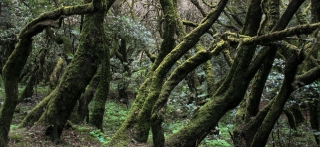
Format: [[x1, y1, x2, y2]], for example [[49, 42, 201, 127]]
[[1, 0, 320, 146]]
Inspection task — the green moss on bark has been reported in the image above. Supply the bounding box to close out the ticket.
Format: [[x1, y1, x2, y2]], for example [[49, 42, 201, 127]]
[[49, 57, 66, 90], [195, 43, 216, 96], [19, 93, 52, 128], [0, 39, 33, 147], [109, 0, 179, 144], [78, 66, 101, 123], [135, 0, 228, 143], [233, 1, 279, 145], [89, 38, 110, 130], [35, 7, 110, 141], [250, 52, 303, 146]]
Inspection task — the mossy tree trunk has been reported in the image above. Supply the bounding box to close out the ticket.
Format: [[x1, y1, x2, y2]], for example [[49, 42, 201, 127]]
[[250, 51, 303, 146], [1, 5, 81, 143], [35, 2, 115, 140], [46, 26, 72, 90], [89, 31, 110, 130], [49, 57, 66, 90], [136, 0, 228, 143], [114, 38, 131, 105], [150, 2, 225, 144], [78, 66, 101, 123], [248, 0, 317, 146], [0, 39, 32, 147], [0, 0, 113, 145], [231, 0, 311, 146], [151, 41, 228, 146], [233, 0, 278, 146], [109, 0, 178, 144]]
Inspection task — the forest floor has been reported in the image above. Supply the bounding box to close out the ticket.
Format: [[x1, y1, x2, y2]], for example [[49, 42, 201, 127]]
[[6, 86, 101, 147], [5, 86, 153, 147], [1, 86, 318, 146]]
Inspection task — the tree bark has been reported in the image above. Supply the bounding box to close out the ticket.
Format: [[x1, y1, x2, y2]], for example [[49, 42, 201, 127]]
[[151, 43, 227, 146], [35, 4, 113, 140], [89, 35, 110, 130], [49, 57, 66, 90], [250, 52, 303, 146], [0, 39, 32, 147], [233, 0, 278, 146], [78, 66, 101, 123]]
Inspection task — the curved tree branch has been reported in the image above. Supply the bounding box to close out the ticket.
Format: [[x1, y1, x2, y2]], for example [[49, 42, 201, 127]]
[[19, 0, 110, 39]]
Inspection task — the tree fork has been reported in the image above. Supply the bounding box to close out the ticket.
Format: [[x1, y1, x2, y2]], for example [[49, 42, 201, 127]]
[[166, 0, 261, 145], [136, 0, 228, 143], [151, 41, 228, 146], [35, 3, 113, 140], [233, 0, 279, 145], [109, 0, 178, 144], [78, 66, 101, 123]]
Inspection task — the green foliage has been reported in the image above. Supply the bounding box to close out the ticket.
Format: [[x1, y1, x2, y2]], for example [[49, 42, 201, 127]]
[[89, 129, 111, 144], [162, 119, 187, 136], [106, 13, 155, 95], [198, 112, 235, 147], [10, 124, 18, 129], [266, 58, 320, 108], [267, 119, 317, 146], [87, 101, 130, 144], [201, 139, 231, 147], [0, 0, 84, 87], [103, 101, 129, 129], [83, 100, 129, 144], [105, 13, 155, 49], [8, 127, 24, 143]]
